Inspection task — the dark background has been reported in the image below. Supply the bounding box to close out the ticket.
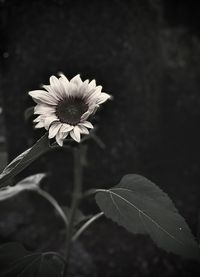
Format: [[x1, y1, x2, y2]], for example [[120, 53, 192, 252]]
[[0, 0, 200, 276]]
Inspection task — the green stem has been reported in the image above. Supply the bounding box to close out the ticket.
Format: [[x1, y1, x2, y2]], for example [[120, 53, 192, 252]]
[[64, 145, 83, 276], [37, 188, 68, 228], [72, 212, 104, 242], [82, 188, 98, 198]]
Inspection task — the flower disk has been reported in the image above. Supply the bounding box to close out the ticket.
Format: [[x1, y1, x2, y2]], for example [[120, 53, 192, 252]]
[[29, 74, 111, 146], [56, 97, 88, 125]]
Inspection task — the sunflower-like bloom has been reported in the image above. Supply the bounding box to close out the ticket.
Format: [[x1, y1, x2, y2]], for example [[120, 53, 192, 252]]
[[29, 74, 111, 146]]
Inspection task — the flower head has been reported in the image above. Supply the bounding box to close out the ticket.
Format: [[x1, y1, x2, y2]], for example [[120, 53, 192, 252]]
[[29, 74, 111, 146]]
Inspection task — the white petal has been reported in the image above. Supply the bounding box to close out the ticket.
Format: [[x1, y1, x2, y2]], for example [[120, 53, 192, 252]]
[[60, 124, 74, 133], [79, 79, 89, 95], [44, 115, 59, 129], [56, 131, 69, 146], [80, 121, 93, 129], [34, 104, 56, 115], [58, 73, 69, 83], [68, 82, 78, 97], [42, 85, 54, 93], [88, 79, 96, 90], [48, 122, 62, 139], [78, 125, 89, 134], [56, 137, 63, 147], [88, 104, 99, 114], [95, 85, 102, 94], [49, 75, 59, 87], [87, 90, 102, 105], [84, 89, 98, 104], [70, 126, 81, 142], [33, 115, 44, 123], [36, 111, 57, 131], [83, 104, 99, 117], [35, 121, 45, 128], [81, 111, 91, 121], [42, 85, 60, 101], [96, 92, 111, 105], [63, 132, 69, 140], [29, 90, 58, 105], [50, 75, 66, 99], [58, 78, 70, 96], [70, 74, 82, 87]]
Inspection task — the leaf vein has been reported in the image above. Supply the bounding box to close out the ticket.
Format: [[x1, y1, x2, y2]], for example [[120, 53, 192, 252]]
[[108, 190, 184, 246]]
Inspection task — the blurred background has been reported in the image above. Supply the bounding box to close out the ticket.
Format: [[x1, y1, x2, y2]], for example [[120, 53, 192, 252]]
[[0, 0, 200, 276]]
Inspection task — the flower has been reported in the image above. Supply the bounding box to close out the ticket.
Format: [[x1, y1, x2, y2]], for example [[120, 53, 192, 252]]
[[29, 73, 111, 146]]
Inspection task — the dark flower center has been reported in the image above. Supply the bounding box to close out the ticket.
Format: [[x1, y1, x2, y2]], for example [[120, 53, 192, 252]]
[[56, 97, 88, 125]]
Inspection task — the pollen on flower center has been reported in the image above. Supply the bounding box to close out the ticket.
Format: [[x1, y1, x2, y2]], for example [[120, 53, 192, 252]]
[[56, 97, 88, 125]]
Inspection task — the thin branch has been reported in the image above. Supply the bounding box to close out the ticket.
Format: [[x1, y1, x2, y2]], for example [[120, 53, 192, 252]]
[[82, 188, 99, 198], [72, 212, 104, 242], [82, 188, 107, 198], [37, 188, 68, 228]]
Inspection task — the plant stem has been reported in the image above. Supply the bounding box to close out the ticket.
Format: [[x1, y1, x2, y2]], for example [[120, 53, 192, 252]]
[[82, 188, 98, 198], [37, 188, 68, 228], [83, 188, 107, 198], [64, 145, 83, 276], [72, 212, 104, 242]]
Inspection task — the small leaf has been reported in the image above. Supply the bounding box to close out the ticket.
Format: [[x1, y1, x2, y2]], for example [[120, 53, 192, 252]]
[[0, 242, 65, 277], [0, 174, 45, 201], [95, 174, 200, 261], [0, 134, 50, 188]]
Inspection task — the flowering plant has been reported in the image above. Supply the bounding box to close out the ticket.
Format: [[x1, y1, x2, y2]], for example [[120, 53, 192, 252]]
[[0, 74, 199, 276]]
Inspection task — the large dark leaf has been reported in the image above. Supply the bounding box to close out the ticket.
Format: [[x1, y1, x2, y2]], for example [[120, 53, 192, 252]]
[[0, 242, 65, 277], [0, 134, 50, 188], [95, 174, 200, 261]]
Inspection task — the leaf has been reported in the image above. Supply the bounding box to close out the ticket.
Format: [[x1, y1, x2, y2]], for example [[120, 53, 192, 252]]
[[0, 134, 50, 189], [0, 174, 68, 227], [95, 174, 200, 261], [0, 174, 45, 201], [0, 242, 65, 277]]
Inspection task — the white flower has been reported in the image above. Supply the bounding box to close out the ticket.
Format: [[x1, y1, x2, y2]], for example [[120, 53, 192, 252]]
[[29, 73, 111, 146]]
